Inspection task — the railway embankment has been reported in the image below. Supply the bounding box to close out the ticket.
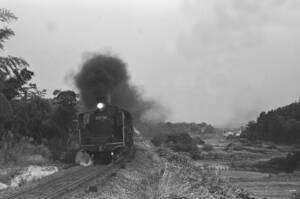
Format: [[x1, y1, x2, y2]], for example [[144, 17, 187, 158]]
[[1, 135, 283, 199], [62, 137, 256, 199]]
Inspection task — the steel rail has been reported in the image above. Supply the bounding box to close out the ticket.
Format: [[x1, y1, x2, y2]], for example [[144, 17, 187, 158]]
[[1, 148, 134, 199], [43, 156, 124, 199], [0, 166, 87, 199]]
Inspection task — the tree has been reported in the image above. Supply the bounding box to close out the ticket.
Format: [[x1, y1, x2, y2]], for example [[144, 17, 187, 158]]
[[0, 92, 12, 136], [53, 90, 77, 107], [42, 90, 78, 141], [22, 83, 47, 99], [242, 101, 300, 143], [12, 96, 51, 142], [0, 8, 34, 100], [0, 9, 50, 143], [52, 90, 77, 128]]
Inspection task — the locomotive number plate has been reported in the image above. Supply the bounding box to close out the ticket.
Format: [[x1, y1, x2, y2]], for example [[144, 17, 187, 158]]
[[95, 116, 108, 121]]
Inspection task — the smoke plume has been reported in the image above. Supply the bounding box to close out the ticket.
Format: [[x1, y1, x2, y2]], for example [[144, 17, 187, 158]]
[[74, 52, 166, 122]]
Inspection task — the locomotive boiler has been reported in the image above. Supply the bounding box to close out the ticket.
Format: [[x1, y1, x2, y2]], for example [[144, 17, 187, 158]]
[[78, 102, 134, 163]]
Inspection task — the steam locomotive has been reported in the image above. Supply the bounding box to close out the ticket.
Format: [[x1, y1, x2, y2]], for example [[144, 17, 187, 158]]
[[78, 102, 134, 163]]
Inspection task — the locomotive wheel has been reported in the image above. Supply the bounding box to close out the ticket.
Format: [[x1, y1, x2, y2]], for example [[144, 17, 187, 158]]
[[111, 148, 123, 161]]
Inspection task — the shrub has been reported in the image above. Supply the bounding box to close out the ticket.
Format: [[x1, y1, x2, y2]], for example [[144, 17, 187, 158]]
[[151, 135, 165, 147], [11, 96, 51, 143], [190, 151, 203, 160], [151, 133, 202, 154], [46, 137, 68, 160], [254, 152, 300, 173], [0, 136, 52, 165], [166, 133, 199, 153]]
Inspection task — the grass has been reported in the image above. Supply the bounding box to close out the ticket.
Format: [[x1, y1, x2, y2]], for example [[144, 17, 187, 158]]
[[0, 135, 51, 166], [136, 145, 255, 199], [66, 138, 258, 199]]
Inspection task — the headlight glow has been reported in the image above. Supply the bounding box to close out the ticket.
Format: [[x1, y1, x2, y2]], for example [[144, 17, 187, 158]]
[[97, 102, 104, 109]]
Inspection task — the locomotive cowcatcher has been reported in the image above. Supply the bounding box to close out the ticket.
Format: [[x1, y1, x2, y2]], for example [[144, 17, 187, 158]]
[[78, 101, 134, 163]]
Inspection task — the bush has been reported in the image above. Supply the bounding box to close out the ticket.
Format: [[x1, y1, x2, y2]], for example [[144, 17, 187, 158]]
[[151, 133, 202, 154], [11, 96, 51, 143], [0, 136, 52, 165], [166, 133, 199, 152], [190, 151, 203, 160], [254, 152, 300, 173], [151, 135, 165, 147]]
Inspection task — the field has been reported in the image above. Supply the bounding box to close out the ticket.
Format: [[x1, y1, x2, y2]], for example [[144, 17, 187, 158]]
[[229, 172, 300, 199], [196, 132, 300, 199]]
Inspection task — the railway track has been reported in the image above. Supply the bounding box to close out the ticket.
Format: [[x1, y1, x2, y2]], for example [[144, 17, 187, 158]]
[[1, 148, 134, 199]]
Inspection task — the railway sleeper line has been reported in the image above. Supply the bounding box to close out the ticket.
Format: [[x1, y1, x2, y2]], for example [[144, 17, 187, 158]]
[[1, 147, 135, 199]]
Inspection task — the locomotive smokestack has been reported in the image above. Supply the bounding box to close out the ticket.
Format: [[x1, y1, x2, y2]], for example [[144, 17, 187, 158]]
[[106, 93, 112, 105]]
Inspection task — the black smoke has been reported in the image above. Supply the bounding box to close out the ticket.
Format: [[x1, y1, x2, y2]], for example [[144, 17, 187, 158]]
[[74, 53, 166, 121]]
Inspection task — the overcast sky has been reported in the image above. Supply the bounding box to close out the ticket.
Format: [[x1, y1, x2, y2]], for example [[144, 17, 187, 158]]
[[2, 0, 300, 127]]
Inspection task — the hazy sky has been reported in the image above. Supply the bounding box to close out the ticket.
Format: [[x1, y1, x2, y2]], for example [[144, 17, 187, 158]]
[[2, 0, 300, 127]]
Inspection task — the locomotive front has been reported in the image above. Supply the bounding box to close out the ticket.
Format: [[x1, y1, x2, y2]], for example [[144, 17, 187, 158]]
[[78, 101, 133, 163]]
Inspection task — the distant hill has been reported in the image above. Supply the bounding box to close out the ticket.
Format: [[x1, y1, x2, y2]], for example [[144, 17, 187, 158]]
[[241, 100, 300, 143]]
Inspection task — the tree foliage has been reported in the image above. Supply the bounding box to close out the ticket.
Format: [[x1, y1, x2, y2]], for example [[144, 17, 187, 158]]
[[0, 8, 33, 100], [42, 90, 78, 141], [0, 9, 17, 22], [241, 101, 300, 143], [0, 9, 80, 161], [0, 92, 12, 133], [53, 90, 77, 106], [11, 96, 51, 142]]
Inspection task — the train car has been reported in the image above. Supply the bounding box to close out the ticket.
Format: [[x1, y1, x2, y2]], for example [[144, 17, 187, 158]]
[[78, 102, 133, 163]]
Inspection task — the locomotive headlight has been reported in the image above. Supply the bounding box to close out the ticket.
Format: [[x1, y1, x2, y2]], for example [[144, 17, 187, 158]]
[[97, 102, 105, 109]]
